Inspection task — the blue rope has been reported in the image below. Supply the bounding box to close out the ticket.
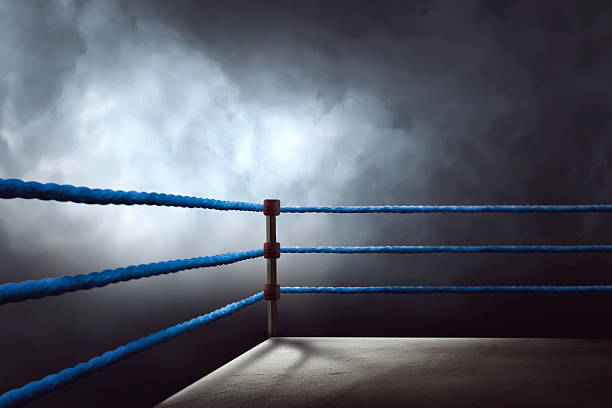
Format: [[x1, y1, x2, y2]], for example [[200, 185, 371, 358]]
[[0, 250, 263, 305], [281, 286, 612, 294], [0, 178, 263, 211], [3, 179, 612, 214], [0, 292, 264, 408], [2, 245, 611, 305], [280, 205, 612, 213], [281, 245, 612, 254]]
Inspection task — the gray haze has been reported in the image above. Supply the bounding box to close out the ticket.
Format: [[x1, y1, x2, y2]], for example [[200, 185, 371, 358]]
[[1, 0, 611, 407]]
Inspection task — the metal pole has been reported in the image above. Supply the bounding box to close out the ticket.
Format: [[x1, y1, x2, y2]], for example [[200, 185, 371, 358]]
[[263, 199, 280, 338], [266, 215, 278, 337]]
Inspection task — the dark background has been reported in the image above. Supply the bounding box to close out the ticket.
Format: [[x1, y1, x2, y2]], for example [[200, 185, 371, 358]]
[[1, 0, 611, 406]]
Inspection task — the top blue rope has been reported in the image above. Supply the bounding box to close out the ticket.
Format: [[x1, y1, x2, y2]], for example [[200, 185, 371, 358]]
[[0, 178, 262, 211], [280, 204, 612, 213], [2, 178, 612, 213]]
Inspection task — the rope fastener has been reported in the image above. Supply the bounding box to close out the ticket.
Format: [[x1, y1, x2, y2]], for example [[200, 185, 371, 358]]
[[263, 199, 280, 216], [263, 242, 281, 259], [264, 284, 281, 300]]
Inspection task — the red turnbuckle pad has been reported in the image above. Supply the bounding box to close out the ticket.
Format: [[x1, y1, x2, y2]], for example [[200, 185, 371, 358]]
[[263, 199, 280, 216], [264, 284, 280, 300], [264, 242, 281, 259]]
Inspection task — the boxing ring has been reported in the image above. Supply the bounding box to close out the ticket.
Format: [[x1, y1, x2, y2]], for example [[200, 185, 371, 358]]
[[1, 178, 612, 407]]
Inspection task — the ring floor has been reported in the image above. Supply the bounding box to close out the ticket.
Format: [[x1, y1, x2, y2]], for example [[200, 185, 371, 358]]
[[155, 337, 612, 408]]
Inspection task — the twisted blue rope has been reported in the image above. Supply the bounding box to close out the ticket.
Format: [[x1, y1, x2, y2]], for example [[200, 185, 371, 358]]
[[0, 178, 263, 211], [280, 205, 612, 213], [0, 250, 263, 305], [3, 179, 612, 213], [2, 246, 611, 305], [0, 292, 264, 408], [281, 245, 612, 254], [281, 286, 612, 294]]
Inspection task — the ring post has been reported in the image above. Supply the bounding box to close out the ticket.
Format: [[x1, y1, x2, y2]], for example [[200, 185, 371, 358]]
[[263, 199, 280, 337]]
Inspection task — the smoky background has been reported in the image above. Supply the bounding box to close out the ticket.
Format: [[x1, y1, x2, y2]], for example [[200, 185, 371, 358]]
[[1, 0, 611, 406]]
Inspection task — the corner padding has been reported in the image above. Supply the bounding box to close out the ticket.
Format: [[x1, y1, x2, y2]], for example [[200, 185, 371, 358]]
[[263, 199, 280, 216], [263, 242, 281, 259], [264, 283, 280, 300]]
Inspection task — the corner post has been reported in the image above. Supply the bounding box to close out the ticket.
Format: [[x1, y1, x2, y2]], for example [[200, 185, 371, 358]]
[[263, 199, 280, 337]]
